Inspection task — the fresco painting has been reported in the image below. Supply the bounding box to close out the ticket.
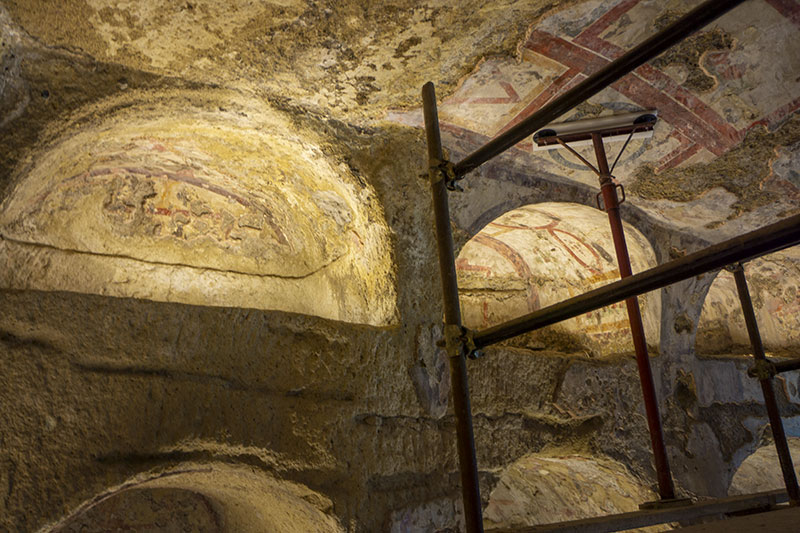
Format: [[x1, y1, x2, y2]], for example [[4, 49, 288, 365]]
[[457, 202, 660, 357]]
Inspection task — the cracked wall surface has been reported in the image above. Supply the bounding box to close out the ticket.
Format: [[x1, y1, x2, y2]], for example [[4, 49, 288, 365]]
[[0, 0, 799, 531]]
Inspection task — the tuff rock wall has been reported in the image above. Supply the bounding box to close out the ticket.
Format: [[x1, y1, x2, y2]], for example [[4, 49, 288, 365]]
[[1, 1, 799, 532], [3, 111, 799, 531]]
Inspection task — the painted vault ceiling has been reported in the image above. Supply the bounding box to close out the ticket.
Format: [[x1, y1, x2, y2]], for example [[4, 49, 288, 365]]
[[1, 0, 798, 235], [1, 1, 800, 531], [1, 0, 798, 324]]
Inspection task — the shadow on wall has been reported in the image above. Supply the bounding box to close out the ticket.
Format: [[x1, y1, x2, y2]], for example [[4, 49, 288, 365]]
[[0, 91, 397, 326], [696, 250, 800, 356], [456, 202, 660, 358], [46, 463, 343, 533]]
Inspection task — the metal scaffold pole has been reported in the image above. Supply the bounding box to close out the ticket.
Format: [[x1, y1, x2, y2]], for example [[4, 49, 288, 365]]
[[452, 0, 747, 178], [591, 133, 675, 500], [472, 213, 800, 350], [422, 81, 484, 533], [731, 263, 800, 506]]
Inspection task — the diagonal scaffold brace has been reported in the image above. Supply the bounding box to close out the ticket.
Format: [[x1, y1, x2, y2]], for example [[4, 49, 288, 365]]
[[730, 262, 800, 506]]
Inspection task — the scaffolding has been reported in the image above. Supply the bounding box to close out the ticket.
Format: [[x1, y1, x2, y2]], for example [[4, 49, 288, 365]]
[[421, 0, 800, 531]]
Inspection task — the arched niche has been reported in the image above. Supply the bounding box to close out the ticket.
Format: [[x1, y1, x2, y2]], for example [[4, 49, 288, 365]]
[[46, 463, 343, 533], [456, 202, 660, 357], [0, 92, 396, 325], [729, 437, 800, 496], [484, 454, 659, 530], [697, 251, 800, 356]]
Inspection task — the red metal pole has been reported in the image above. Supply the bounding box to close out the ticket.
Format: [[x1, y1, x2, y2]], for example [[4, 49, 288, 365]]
[[592, 133, 676, 500]]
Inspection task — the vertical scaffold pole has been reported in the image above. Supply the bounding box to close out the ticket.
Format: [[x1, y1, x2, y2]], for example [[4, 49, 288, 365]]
[[422, 81, 484, 532], [592, 133, 676, 500], [731, 263, 800, 505]]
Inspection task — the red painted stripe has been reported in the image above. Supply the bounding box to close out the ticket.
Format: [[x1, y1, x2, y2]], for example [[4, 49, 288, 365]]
[[525, 30, 736, 155], [637, 63, 742, 145], [438, 120, 534, 152], [765, 0, 800, 27], [658, 143, 702, 171], [471, 233, 540, 311], [656, 132, 691, 169], [473, 234, 533, 279], [469, 81, 521, 104], [496, 67, 579, 135], [745, 96, 800, 131], [572, 32, 741, 147], [613, 74, 731, 155], [455, 258, 493, 276]]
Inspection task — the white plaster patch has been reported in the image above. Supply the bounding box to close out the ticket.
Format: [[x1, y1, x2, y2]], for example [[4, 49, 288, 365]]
[[693, 359, 762, 407]]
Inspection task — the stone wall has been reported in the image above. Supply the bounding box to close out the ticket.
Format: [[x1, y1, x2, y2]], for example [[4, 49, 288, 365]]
[[1, 118, 797, 531], [1, 1, 799, 530]]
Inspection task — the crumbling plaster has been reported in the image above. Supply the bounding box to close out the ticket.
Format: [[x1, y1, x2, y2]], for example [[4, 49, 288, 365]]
[[0, 0, 799, 532]]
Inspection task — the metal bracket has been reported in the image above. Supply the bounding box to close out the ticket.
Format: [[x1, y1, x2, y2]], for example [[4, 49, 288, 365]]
[[442, 324, 481, 359], [725, 262, 743, 273], [429, 158, 462, 191], [748, 359, 777, 380], [596, 182, 625, 210]]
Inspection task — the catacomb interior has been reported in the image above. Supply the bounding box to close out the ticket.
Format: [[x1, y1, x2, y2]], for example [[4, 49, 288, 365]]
[[1, 0, 799, 531]]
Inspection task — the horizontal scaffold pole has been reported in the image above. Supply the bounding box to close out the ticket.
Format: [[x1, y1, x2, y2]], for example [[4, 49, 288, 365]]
[[774, 359, 800, 375], [453, 0, 747, 177], [473, 213, 800, 350]]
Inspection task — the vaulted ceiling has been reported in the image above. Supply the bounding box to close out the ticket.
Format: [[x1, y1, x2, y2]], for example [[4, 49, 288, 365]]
[[2, 0, 798, 236], [2, 2, 800, 531]]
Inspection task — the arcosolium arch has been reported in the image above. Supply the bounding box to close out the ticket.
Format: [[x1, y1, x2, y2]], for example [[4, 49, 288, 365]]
[[456, 202, 660, 357], [46, 463, 343, 533], [0, 92, 396, 326], [697, 250, 800, 356]]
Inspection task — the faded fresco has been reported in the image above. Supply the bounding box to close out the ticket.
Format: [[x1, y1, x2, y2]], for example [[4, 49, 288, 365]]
[[1, 1, 799, 531], [390, 0, 800, 234], [697, 250, 800, 355], [437, 0, 798, 177], [457, 202, 660, 357], [0, 96, 397, 325]]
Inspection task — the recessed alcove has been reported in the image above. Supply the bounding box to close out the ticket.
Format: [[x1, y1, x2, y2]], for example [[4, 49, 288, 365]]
[[484, 454, 662, 530], [697, 251, 800, 357], [456, 202, 660, 357], [47, 464, 343, 533], [0, 95, 397, 326]]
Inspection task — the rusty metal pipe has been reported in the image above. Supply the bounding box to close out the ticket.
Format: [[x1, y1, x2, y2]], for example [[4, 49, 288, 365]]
[[731, 264, 800, 506], [453, 0, 747, 177], [422, 81, 484, 533], [592, 134, 675, 500], [472, 213, 800, 349]]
